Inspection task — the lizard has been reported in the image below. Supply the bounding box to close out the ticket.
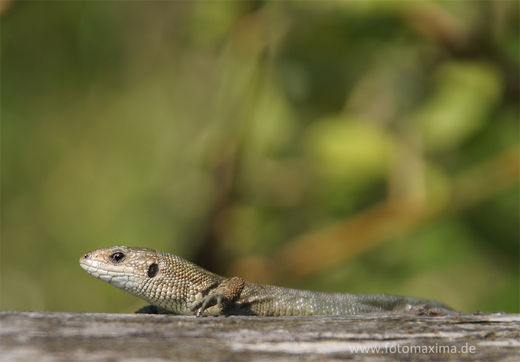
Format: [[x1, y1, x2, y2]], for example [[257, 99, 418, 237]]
[[79, 246, 453, 316]]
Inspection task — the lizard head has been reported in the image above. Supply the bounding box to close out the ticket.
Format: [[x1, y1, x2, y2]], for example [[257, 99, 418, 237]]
[[79, 246, 162, 294]]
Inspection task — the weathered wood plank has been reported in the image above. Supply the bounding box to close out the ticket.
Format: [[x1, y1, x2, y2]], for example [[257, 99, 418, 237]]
[[1, 311, 519, 361]]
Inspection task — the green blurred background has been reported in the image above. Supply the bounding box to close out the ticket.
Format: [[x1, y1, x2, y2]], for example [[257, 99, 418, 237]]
[[1, 0, 518, 314]]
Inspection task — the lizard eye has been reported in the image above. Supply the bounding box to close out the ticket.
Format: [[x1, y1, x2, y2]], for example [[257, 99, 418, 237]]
[[148, 263, 159, 278], [109, 252, 126, 263]]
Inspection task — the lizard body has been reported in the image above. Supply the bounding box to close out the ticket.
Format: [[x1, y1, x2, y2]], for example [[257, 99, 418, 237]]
[[80, 246, 452, 316]]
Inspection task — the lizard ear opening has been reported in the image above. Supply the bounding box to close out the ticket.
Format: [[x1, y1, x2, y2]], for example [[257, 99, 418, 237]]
[[148, 263, 159, 278]]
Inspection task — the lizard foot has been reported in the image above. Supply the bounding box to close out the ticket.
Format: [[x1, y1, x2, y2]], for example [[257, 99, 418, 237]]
[[405, 304, 459, 317], [191, 276, 245, 316]]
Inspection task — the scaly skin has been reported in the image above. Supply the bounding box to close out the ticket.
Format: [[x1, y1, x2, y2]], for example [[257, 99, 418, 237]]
[[79, 246, 452, 316]]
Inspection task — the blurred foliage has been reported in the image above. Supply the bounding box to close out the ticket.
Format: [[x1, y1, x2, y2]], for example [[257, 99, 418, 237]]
[[1, 0, 518, 314]]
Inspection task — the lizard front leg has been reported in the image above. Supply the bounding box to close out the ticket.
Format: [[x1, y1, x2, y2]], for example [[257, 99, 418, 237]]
[[191, 277, 245, 316]]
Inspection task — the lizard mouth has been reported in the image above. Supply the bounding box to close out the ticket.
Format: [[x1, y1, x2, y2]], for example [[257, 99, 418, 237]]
[[79, 252, 128, 284], [80, 257, 134, 292]]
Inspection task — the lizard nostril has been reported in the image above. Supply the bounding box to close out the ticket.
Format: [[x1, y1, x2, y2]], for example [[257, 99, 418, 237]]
[[83, 253, 90, 259]]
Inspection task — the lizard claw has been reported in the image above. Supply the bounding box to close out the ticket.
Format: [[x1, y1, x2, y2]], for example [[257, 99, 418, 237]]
[[191, 294, 223, 316], [191, 277, 245, 316]]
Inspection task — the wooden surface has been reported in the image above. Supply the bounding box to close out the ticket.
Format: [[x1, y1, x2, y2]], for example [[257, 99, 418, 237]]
[[1, 311, 519, 361]]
